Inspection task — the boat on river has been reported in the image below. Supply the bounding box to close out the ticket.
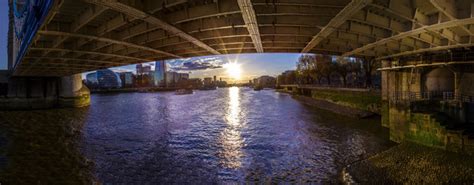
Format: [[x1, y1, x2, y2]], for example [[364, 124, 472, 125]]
[[175, 89, 193, 95], [253, 86, 263, 91], [199, 86, 217, 90]]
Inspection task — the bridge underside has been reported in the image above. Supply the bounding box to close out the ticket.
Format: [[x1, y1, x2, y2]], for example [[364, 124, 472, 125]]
[[12, 0, 474, 76]]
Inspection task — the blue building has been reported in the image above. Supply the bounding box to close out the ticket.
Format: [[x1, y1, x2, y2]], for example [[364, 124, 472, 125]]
[[86, 69, 122, 89], [86, 72, 98, 85], [154, 61, 166, 86]]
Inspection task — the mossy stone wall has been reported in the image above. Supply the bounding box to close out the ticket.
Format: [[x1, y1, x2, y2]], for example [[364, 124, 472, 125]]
[[310, 89, 381, 114]]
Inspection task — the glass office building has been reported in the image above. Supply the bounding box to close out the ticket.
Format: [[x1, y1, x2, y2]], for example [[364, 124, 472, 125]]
[[154, 61, 166, 86], [85, 69, 122, 89]]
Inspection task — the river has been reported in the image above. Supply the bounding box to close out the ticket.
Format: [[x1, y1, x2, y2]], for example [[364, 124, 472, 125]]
[[0, 87, 393, 184]]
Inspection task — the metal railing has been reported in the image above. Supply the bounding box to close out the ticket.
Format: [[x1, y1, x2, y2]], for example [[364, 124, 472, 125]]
[[390, 91, 474, 103]]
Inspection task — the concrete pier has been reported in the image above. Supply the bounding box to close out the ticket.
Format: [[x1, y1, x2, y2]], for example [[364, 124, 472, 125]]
[[381, 61, 474, 154], [58, 74, 90, 108], [0, 73, 90, 110]]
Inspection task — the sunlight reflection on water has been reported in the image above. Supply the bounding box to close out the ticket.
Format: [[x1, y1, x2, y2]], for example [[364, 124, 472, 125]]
[[220, 87, 244, 169]]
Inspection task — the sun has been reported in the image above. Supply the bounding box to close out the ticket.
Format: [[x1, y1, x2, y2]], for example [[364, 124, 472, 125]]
[[223, 62, 242, 80]]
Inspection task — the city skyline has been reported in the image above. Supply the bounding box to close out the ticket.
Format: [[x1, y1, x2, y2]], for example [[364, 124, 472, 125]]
[[82, 53, 302, 83]]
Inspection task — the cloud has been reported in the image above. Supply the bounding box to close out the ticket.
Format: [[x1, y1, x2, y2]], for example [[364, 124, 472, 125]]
[[171, 61, 223, 71], [168, 56, 226, 71], [110, 68, 133, 73]]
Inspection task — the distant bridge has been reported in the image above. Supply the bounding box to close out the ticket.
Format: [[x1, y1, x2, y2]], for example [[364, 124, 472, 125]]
[[8, 0, 474, 76]]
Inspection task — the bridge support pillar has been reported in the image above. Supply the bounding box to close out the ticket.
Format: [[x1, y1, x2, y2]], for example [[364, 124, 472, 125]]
[[58, 74, 90, 108], [0, 73, 90, 110]]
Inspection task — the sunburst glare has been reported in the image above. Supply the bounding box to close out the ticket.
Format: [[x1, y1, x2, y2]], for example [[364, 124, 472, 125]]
[[223, 61, 242, 80]]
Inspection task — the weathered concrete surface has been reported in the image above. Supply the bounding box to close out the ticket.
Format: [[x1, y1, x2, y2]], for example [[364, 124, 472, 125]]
[[381, 62, 474, 154], [58, 74, 90, 108], [388, 101, 474, 155], [0, 74, 90, 110], [344, 142, 474, 184]]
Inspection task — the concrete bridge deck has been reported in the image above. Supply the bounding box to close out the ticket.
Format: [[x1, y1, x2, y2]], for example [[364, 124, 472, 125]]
[[8, 0, 474, 76]]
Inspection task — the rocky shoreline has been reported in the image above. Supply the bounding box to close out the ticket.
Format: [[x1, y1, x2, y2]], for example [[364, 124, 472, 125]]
[[343, 142, 474, 184]]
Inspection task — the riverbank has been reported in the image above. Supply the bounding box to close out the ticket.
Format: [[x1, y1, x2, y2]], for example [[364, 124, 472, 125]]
[[91, 87, 178, 93], [277, 87, 379, 118], [343, 142, 474, 184], [292, 95, 375, 118]]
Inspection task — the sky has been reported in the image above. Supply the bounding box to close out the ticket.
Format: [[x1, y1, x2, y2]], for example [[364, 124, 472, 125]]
[[0, 0, 8, 69]]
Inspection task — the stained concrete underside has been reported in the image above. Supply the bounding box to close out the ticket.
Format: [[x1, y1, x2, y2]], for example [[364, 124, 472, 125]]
[[11, 0, 474, 76]]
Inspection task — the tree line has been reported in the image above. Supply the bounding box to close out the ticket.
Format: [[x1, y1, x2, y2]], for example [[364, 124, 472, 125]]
[[277, 54, 379, 88]]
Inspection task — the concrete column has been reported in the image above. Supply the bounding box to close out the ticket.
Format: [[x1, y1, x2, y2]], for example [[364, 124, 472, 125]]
[[454, 72, 460, 99], [58, 74, 90, 108], [381, 60, 390, 101], [380, 60, 391, 128]]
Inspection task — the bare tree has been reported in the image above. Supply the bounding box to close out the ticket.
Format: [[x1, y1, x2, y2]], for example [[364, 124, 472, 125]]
[[362, 57, 377, 88], [316, 55, 333, 85], [297, 55, 317, 84], [335, 59, 352, 87]]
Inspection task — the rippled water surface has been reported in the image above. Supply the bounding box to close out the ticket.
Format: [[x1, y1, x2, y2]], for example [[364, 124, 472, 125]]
[[0, 87, 392, 184]]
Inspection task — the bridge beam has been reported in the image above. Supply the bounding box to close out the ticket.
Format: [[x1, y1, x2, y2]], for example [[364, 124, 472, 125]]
[[38, 30, 181, 58], [30, 48, 153, 62], [430, 0, 474, 36], [341, 17, 474, 58], [41, 4, 108, 58], [238, 0, 264, 53], [301, 0, 372, 53], [84, 0, 220, 55]]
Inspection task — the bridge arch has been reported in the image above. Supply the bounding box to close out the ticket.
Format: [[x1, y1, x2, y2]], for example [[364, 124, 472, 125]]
[[423, 67, 455, 93]]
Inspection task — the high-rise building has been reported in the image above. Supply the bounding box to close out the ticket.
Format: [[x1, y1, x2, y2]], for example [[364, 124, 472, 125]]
[[178, 73, 189, 81], [136, 64, 150, 75], [158, 72, 191, 87], [203, 77, 213, 86], [166, 71, 178, 84], [119, 72, 134, 87], [136, 64, 143, 74], [136, 63, 154, 87], [154, 61, 166, 86]]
